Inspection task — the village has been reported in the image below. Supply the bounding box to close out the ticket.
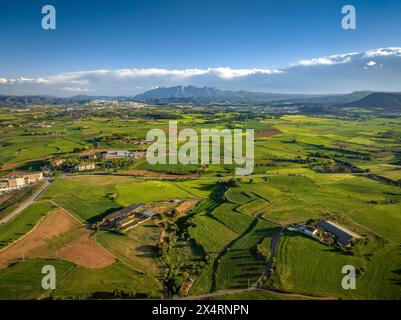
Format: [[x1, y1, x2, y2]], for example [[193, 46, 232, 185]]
[[0, 148, 148, 195], [50, 149, 146, 173]]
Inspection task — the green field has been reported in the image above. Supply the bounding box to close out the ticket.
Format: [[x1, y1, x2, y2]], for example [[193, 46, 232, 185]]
[[0, 259, 162, 299], [212, 203, 254, 234], [0, 201, 57, 249], [266, 232, 401, 299], [1, 108, 401, 300], [94, 228, 161, 278], [216, 220, 278, 290], [189, 213, 238, 254], [116, 181, 194, 205]]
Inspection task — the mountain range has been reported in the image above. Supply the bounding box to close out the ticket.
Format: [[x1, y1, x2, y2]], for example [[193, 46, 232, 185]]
[[133, 85, 376, 105], [1, 86, 401, 110]]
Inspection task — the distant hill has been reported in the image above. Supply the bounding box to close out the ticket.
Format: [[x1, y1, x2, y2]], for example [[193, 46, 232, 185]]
[[344, 92, 401, 110], [1, 87, 399, 110], [0, 95, 90, 107], [133, 85, 322, 104], [133, 86, 376, 105], [0, 95, 131, 107]]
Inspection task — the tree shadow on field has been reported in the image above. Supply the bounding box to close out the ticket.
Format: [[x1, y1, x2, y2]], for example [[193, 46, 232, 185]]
[[392, 269, 401, 275], [391, 268, 401, 285], [87, 206, 123, 224], [135, 245, 157, 258]]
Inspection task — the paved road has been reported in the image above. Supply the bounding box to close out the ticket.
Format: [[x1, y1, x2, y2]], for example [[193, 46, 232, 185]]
[[0, 180, 50, 224]]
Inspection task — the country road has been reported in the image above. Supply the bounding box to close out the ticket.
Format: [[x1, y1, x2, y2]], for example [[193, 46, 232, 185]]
[[256, 227, 284, 287], [0, 180, 50, 224]]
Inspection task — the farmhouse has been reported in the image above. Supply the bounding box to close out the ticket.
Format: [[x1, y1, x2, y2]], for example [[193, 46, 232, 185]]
[[103, 203, 145, 223], [0, 172, 44, 192], [115, 215, 140, 229], [116, 209, 156, 232], [317, 220, 361, 246], [98, 203, 157, 232], [74, 162, 96, 172], [291, 224, 319, 238], [102, 150, 137, 159], [23, 172, 44, 184]]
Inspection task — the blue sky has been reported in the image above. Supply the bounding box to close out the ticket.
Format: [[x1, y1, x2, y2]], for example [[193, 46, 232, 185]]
[[1, 0, 401, 95]]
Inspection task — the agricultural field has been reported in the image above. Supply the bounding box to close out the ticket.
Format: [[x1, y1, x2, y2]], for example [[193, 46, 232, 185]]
[[0, 201, 57, 248], [1, 107, 401, 300]]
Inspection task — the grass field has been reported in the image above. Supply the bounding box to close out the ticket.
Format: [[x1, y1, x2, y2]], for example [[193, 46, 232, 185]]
[[1, 110, 401, 299], [212, 203, 254, 234], [265, 231, 401, 299], [266, 232, 365, 298], [0, 258, 162, 299], [94, 228, 161, 278], [189, 213, 238, 254], [39, 177, 120, 223], [0, 201, 57, 249], [237, 198, 269, 216], [216, 220, 278, 290], [116, 181, 194, 205]]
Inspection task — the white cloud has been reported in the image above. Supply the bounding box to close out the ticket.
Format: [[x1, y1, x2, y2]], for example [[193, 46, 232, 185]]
[[208, 67, 282, 79], [297, 52, 359, 66], [40, 67, 281, 83], [1, 47, 401, 95], [364, 47, 401, 58], [298, 57, 337, 66], [111, 68, 209, 78], [7, 77, 50, 84]]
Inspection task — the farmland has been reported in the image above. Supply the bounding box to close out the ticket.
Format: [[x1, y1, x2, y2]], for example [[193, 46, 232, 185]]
[[0, 105, 401, 300]]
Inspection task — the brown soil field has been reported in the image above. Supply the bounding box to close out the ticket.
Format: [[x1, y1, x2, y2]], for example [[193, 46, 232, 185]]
[[255, 129, 281, 139], [175, 199, 200, 216], [0, 208, 115, 269]]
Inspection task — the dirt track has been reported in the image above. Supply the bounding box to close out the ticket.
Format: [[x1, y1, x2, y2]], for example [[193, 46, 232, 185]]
[[0, 208, 115, 269]]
